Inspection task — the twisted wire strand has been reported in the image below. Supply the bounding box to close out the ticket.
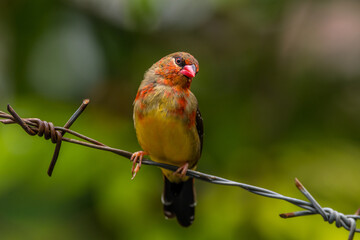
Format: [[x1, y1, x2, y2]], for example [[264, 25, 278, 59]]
[[0, 101, 359, 240]]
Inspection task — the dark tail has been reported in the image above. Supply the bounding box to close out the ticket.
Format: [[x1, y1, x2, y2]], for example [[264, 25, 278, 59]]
[[162, 176, 196, 227]]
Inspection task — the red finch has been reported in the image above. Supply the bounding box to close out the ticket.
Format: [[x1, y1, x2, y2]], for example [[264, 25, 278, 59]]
[[131, 52, 203, 227]]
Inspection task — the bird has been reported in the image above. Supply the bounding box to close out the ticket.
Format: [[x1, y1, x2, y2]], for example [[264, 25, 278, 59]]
[[131, 52, 203, 227]]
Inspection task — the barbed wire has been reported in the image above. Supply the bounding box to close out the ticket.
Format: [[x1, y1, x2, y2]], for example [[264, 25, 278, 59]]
[[0, 99, 359, 239]]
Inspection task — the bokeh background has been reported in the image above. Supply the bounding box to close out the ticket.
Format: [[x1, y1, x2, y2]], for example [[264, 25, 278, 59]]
[[1, 0, 360, 239]]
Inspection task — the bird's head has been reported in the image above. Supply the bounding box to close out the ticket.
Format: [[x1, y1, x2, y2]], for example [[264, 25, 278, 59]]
[[151, 52, 199, 89]]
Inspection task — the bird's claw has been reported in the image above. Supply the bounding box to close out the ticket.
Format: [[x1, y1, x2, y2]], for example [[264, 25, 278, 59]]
[[130, 151, 147, 179], [173, 162, 189, 179]]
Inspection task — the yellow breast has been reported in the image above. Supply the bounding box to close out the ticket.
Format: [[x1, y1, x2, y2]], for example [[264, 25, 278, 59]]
[[134, 110, 200, 168]]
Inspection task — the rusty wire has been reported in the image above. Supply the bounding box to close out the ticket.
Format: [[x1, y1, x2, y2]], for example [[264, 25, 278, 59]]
[[0, 100, 359, 239]]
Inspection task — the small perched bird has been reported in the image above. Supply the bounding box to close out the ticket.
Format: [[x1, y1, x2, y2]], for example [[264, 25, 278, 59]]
[[132, 52, 203, 227]]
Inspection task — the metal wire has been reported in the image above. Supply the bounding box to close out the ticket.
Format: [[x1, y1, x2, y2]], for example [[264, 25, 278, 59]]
[[0, 100, 359, 240]]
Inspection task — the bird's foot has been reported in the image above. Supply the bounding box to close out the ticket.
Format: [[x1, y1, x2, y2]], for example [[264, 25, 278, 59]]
[[173, 162, 189, 179], [130, 151, 148, 179]]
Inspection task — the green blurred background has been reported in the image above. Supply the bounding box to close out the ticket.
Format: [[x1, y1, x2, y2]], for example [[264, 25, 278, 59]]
[[1, 0, 360, 239]]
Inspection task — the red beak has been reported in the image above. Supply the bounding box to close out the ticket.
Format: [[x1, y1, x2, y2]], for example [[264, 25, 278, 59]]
[[180, 64, 196, 78]]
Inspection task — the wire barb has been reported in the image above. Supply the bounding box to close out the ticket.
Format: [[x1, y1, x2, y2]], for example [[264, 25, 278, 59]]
[[47, 98, 90, 176], [0, 100, 359, 239]]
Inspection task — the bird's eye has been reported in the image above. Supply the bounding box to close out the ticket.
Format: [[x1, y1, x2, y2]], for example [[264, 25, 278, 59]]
[[175, 57, 183, 66]]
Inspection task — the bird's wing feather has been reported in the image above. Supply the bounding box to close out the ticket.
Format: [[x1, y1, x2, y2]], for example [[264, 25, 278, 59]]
[[196, 108, 204, 155]]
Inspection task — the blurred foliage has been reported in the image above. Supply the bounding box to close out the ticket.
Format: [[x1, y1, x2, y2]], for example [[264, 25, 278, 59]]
[[0, 0, 360, 239]]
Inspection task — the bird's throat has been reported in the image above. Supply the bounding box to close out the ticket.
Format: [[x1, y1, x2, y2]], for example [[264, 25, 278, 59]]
[[162, 76, 192, 90]]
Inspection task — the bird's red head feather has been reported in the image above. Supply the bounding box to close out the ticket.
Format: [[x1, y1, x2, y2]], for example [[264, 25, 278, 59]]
[[152, 52, 199, 89]]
